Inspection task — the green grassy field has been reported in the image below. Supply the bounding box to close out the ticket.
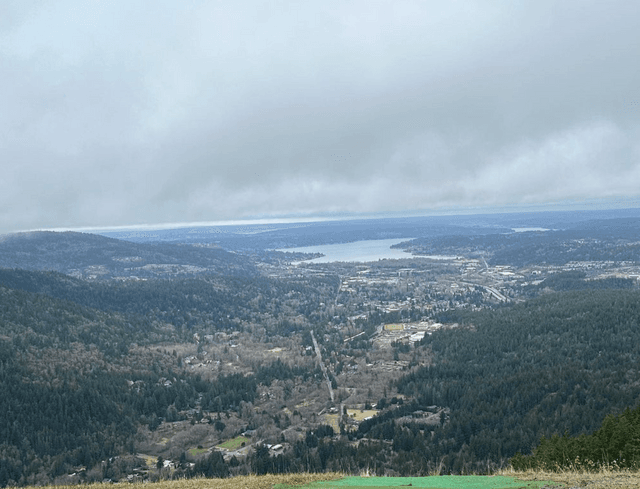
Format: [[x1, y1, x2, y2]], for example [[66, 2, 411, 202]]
[[346, 409, 379, 421], [187, 447, 210, 457], [216, 435, 250, 450]]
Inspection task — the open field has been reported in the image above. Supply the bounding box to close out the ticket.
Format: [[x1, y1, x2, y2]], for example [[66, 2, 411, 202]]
[[346, 409, 379, 421], [188, 447, 210, 457], [217, 436, 250, 450], [383, 324, 404, 331], [323, 413, 341, 432]]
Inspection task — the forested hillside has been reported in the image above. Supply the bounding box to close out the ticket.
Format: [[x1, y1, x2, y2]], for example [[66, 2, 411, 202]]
[[0, 285, 173, 485], [385, 290, 640, 471], [0, 232, 255, 278], [0, 283, 326, 486], [511, 402, 640, 470], [0, 268, 336, 337]]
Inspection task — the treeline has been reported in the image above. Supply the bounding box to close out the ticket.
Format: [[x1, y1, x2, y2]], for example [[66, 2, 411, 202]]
[[511, 403, 640, 470]]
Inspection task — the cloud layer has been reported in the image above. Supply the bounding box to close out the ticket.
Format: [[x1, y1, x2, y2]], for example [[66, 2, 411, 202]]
[[2, 1, 640, 233]]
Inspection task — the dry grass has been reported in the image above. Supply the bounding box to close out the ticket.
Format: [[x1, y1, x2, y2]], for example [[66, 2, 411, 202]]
[[323, 413, 341, 432], [503, 467, 640, 488], [383, 324, 404, 331], [45, 473, 342, 489], [140, 454, 157, 468]]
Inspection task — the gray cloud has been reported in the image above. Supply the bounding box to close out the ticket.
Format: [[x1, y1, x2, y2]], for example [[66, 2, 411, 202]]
[[1, 0, 640, 233]]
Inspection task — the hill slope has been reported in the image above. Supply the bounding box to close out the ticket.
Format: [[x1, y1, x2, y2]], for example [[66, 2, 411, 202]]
[[0, 231, 255, 279]]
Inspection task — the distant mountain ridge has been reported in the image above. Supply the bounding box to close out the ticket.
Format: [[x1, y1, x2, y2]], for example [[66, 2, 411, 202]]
[[96, 208, 640, 250], [0, 231, 255, 279]]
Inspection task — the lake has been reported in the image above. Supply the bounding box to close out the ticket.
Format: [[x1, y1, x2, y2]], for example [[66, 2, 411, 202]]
[[281, 238, 416, 263]]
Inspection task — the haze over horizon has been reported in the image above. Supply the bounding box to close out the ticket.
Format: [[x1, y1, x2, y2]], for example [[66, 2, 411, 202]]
[[2, 1, 640, 235]]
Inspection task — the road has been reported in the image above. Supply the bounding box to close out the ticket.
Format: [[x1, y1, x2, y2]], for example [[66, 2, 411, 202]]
[[310, 330, 335, 403]]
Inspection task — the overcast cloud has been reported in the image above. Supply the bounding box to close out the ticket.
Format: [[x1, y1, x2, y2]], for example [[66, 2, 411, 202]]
[[1, 0, 640, 233]]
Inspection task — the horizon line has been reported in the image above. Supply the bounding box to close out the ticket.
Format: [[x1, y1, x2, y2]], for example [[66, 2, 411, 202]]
[[10, 197, 640, 235]]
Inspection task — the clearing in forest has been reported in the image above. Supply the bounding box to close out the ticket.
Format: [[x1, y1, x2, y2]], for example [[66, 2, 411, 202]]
[[216, 435, 249, 451], [346, 409, 378, 421], [187, 447, 209, 457], [323, 413, 340, 432]]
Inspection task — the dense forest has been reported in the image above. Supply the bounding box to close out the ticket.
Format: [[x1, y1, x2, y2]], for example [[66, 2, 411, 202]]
[[511, 402, 640, 470], [397, 289, 640, 469], [0, 282, 326, 486], [0, 268, 338, 338]]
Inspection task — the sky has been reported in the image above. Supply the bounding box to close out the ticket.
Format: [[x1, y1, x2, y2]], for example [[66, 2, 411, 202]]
[[1, 1, 640, 234]]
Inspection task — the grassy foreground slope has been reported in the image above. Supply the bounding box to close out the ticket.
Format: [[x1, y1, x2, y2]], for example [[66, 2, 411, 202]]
[[277, 475, 556, 488], [25, 471, 640, 489], [14, 468, 640, 489]]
